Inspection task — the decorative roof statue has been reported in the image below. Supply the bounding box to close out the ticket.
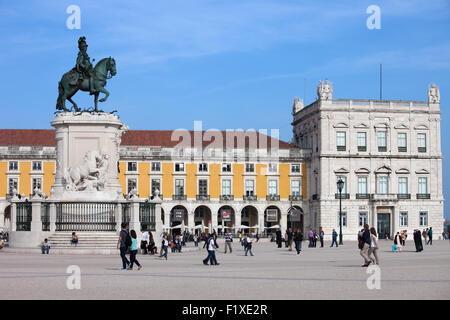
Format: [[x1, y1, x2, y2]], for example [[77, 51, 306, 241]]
[[56, 36, 117, 112], [292, 97, 304, 114], [428, 83, 440, 104], [317, 80, 333, 100]]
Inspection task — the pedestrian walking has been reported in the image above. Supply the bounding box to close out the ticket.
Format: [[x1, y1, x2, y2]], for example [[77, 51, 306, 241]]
[[423, 228, 428, 244], [359, 224, 372, 267], [330, 229, 338, 247], [427, 227, 433, 245], [128, 230, 142, 270], [141, 230, 149, 254], [286, 228, 293, 251], [294, 228, 303, 254], [244, 234, 254, 256], [203, 234, 219, 265], [308, 229, 313, 247], [319, 227, 324, 247], [224, 232, 233, 254], [413, 229, 423, 252], [276, 229, 282, 248], [161, 234, 169, 260], [41, 238, 50, 254], [368, 227, 379, 265], [117, 223, 131, 270]]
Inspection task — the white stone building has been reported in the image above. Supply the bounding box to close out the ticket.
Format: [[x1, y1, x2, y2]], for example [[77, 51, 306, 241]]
[[292, 81, 444, 240]]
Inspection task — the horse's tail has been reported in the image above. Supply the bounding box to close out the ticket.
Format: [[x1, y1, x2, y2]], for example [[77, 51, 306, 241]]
[[56, 81, 65, 110]]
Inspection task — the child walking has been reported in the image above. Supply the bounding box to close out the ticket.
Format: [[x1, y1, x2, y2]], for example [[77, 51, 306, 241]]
[[128, 230, 142, 270]]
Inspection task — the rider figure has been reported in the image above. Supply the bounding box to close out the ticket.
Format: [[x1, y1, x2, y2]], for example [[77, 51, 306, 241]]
[[76, 37, 95, 94]]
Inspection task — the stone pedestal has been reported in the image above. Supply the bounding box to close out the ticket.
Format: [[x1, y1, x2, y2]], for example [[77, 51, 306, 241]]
[[50, 112, 128, 201]]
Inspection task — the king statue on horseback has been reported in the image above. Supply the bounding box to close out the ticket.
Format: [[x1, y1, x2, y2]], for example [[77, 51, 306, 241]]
[[56, 36, 117, 112]]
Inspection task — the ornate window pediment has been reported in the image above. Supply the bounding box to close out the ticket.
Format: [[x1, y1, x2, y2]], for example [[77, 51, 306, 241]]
[[395, 168, 410, 174], [353, 123, 369, 129], [415, 169, 430, 174], [333, 122, 349, 129], [334, 167, 349, 174], [374, 123, 389, 129], [375, 165, 392, 174], [355, 168, 370, 174], [414, 124, 429, 130], [394, 123, 409, 130]]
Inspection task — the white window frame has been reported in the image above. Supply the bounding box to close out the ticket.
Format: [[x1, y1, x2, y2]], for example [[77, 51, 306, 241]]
[[32, 161, 42, 171], [8, 161, 19, 172], [400, 211, 408, 227], [174, 178, 185, 196], [268, 163, 278, 173], [358, 212, 368, 227], [291, 179, 301, 196], [245, 163, 255, 173], [398, 177, 408, 194], [198, 178, 208, 196], [268, 179, 278, 196], [127, 177, 138, 193], [358, 176, 367, 194], [336, 131, 346, 148], [419, 211, 428, 227], [336, 176, 347, 194], [221, 178, 232, 196], [151, 162, 161, 172], [150, 178, 161, 196], [291, 164, 301, 173], [8, 177, 19, 194], [377, 131, 387, 148], [378, 176, 389, 194], [127, 162, 138, 172], [175, 163, 185, 172], [398, 132, 407, 148], [418, 177, 428, 194], [222, 163, 232, 173], [244, 179, 255, 196], [338, 211, 348, 227], [198, 163, 208, 173], [357, 132, 367, 148]]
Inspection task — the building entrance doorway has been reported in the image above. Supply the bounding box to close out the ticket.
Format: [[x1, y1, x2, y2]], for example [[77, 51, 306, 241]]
[[377, 213, 391, 239]]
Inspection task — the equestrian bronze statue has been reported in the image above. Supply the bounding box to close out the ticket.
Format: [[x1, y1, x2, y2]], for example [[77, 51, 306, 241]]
[[56, 37, 117, 112]]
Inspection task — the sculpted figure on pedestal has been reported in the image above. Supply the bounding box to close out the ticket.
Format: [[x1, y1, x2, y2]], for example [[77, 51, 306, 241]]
[[428, 84, 440, 104], [317, 80, 333, 100]]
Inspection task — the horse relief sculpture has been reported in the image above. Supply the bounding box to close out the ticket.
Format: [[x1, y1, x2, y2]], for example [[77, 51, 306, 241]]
[[56, 36, 117, 112], [65, 150, 109, 192]]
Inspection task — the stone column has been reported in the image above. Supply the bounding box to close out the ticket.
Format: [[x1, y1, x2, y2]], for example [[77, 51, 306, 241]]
[[258, 211, 265, 235], [115, 202, 122, 233], [50, 202, 56, 232], [234, 210, 241, 236], [130, 200, 141, 235], [211, 210, 218, 234], [392, 207, 398, 238], [280, 212, 287, 234], [10, 201, 17, 232], [151, 196, 163, 248], [187, 210, 195, 233], [30, 200, 42, 232]]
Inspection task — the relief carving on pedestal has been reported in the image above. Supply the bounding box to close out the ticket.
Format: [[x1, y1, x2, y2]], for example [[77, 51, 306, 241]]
[[64, 150, 109, 191]]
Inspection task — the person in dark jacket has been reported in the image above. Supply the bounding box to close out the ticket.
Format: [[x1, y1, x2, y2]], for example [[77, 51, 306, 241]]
[[427, 227, 433, 245], [413, 229, 423, 252], [360, 224, 372, 267], [330, 229, 338, 247], [294, 229, 303, 254], [276, 229, 282, 248]]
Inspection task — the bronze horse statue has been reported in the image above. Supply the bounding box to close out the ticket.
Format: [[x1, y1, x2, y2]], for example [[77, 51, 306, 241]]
[[56, 57, 117, 112]]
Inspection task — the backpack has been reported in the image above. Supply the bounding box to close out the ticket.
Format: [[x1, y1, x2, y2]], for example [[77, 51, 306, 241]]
[[125, 231, 132, 247]]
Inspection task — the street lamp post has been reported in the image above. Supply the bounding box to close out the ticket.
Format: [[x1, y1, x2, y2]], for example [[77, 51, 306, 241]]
[[337, 178, 344, 245]]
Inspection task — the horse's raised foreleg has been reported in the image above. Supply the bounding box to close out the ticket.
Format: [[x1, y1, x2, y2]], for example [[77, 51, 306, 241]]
[[67, 96, 80, 112], [98, 87, 110, 103]]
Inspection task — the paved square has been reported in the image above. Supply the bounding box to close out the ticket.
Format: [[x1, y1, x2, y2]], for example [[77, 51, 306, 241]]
[[1, 240, 449, 300]]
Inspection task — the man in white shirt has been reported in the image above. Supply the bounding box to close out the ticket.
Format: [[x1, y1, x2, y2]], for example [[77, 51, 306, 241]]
[[141, 230, 149, 254], [244, 235, 254, 256], [203, 234, 219, 265]]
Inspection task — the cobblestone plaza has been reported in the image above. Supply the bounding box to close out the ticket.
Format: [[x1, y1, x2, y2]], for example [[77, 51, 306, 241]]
[[1, 240, 449, 300]]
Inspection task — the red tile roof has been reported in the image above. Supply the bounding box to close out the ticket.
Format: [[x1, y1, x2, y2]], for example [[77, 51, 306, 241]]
[[0, 129, 294, 149]]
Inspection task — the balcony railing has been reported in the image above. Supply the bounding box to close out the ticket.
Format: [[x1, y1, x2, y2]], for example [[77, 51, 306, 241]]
[[356, 193, 370, 199], [418, 147, 427, 153], [357, 146, 367, 152], [337, 146, 346, 151], [289, 195, 302, 201], [243, 195, 257, 201], [378, 146, 387, 152], [335, 193, 350, 199], [416, 193, 430, 199], [173, 194, 187, 200], [196, 194, 210, 201], [398, 147, 407, 152], [220, 195, 234, 201], [370, 193, 398, 201], [397, 193, 411, 200], [266, 194, 280, 201]]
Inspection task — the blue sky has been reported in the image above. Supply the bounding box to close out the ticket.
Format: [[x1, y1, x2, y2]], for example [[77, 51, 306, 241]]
[[0, 0, 449, 217]]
